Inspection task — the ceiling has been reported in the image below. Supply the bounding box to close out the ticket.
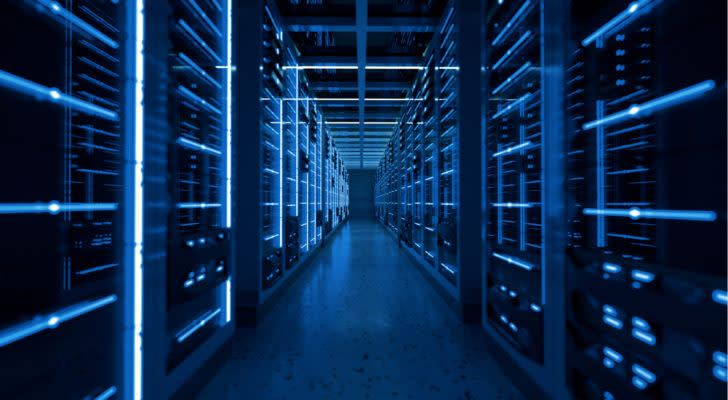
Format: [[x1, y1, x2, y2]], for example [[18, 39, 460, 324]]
[[275, 0, 448, 169]]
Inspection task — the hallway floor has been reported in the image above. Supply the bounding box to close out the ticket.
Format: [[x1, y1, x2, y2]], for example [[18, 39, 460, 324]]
[[198, 220, 524, 400]]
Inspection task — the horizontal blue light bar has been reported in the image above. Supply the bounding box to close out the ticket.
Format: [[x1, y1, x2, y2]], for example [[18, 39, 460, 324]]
[[582, 80, 716, 130], [0, 295, 117, 348], [632, 328, 656, 346], [176, 308, 221, 343], [493, 30, 533, 70], [492, 202, 532, 208], [632, 316, 650, 331], [632, 364, 656, 383], [603, 315, 623, 330], [263, 234, 279, 241], [38, 0, 119, 48], [632, 376, 647, 390], [492, 141, 532, 157], [714, 366, 727, 382], [714, 351, 727, 367], [0, 201, 117, 214], [93, 386, 117, 400], [177, 137, 222, 156], [440, 263, 456, 274], [631, 270, 655, 283], [0, 69, 118, 120], [491, 62, 532, 95], [178, 85, 221, 115], [76, 263, 119, 276], [603, 262, 622, 273], [492, 252, 534, 271], [177, 52, 221, 89], [177, 19, 221, 63], [583, 207, 717, 222], [602, 304, 617, 316], [177, 202, 222, 209], [712, 289, 727, 305], [492, 92, 532, 119], [582, 0, 655, 46], [603, 346, 623, 362], [491, 0, 532, 47]]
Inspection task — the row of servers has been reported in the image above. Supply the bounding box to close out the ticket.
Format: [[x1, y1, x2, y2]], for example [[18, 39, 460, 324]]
[[375, 1, 727, 399], [259, 1, 350, 292], [375, 1, 460, 291], [0, 1, 350, 399]]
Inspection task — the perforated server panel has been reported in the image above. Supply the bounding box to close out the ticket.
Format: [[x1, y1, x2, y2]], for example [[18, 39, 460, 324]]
[[566, 1, 727, 399], [0, 1, 127, 398]]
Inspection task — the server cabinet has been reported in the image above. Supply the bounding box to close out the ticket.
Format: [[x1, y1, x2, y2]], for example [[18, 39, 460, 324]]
[[485, 0, 546, 363], [165, 0, 232, 374], [565, 1, 727, 399], [0, 1, 130, 398]]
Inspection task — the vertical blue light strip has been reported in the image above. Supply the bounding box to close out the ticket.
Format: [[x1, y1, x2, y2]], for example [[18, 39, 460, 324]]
[[133, 1, 144, 399], [225, 0, 232, 229], [596, 100, 605, 247], [295, 69, 299, 217], [279, 98, 284, 247]]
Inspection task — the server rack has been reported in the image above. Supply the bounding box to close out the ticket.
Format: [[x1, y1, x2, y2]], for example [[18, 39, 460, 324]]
[[165, 0, 232, 374], [374, 0, 462, 298], [565, 1, 726, 399], [255, 0, 349, 300], [484, 0, 545, 363], [0, 2, 129, 399]]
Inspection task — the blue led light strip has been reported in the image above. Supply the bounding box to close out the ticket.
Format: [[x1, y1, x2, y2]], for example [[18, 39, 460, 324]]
[[491, 61, 532, 95], [93, 386, 118, 400], [132, 1, 145, 399], [175, 308, 222, 343], [177, 85, 221, 115], [0, 295, 117, 348], [492, 202, 532, 208], [225, 0, 232, 230], [491, 0, 532, 46], [0, 201, 117, 214], [492, 92, 532, 119], [177, 202, 222, 209], [177, 137, 222, 155], [492, 30, 533, 70], [37, 0, 119, 48], [177, 19, 221, 63], [492, 140, 532, 157], [181, 0, 222, 37], [583, 207, 716, 222], [492, 252, 534, 271], [177, 52, 221, 89], [582, 0, 658, 47], [0, 69, 118, 120], [582, 80, 716, 130]]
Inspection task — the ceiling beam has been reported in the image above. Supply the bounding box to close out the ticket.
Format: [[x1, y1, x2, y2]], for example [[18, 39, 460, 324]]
[[297, 55, 422, 66], [283, 16, 437, 33], [310, 81, 411, 91]]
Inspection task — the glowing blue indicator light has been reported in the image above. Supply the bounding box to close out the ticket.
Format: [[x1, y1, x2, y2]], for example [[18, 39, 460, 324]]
[[602, 304, 617, 316], [632, 328, 656, 346], [603, 346, 623, 362], [632, 376, 647, 390], [93, 386, 118, 400], [492, 141, 532, 157], [603, 315, 623, 330], [582, 0, 653, 46], [603, 262, 622, 273], [603, 358, 615, 369], [713, 351, 727, 367], [508, 290, 517, 298], [0, 295, 117, 348], [499, 285, 507, 292], [508, 322, 518, 332], [584, 207, 716, 222], [712, 289, 727, 305], [530, 304, 541, 312], [184, 279, 194, 288], [631, 270, 655, 283], [632, 316, 650, 331], [582, 81, 716, 130], [632, 364, 656, 383], [714, 366, 727, 382], [491, 1, 532, 47], [493, 252, 534, 271], [175, 308, 222, 343]]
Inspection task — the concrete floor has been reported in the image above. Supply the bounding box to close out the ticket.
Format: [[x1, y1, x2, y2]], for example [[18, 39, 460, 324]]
[[198, 219, 525, 400]]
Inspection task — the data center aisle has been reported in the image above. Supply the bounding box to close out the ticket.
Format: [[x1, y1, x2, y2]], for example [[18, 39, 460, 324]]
[[198, 220, 524, 400]]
